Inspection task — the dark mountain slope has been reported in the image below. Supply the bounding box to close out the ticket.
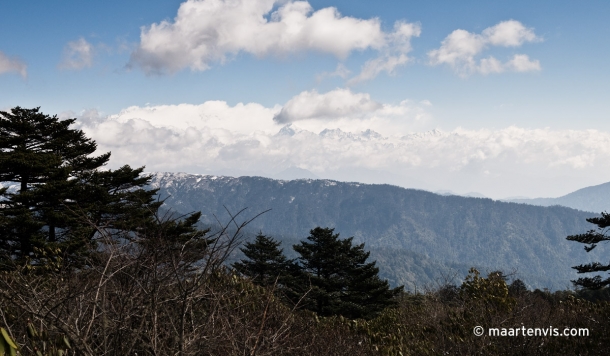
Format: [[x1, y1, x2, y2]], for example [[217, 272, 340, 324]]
[[150, 172, 601, 290]]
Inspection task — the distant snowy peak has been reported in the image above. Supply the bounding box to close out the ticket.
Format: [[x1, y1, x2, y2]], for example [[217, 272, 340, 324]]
[[274, 125, 459, 144], [276, 124, 388, 141], [147, 172, 238, 191], [275, 124, 302, 137], [361, 129, 383, 140], [401, 129, 446, 141]]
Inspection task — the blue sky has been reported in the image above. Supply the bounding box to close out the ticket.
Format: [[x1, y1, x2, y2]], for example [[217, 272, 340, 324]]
[[1, 0, 610, 198]]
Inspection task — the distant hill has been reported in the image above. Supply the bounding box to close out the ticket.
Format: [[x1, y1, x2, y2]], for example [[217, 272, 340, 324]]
[[504, 181, 610, 213], [149, 172, 602, 290]]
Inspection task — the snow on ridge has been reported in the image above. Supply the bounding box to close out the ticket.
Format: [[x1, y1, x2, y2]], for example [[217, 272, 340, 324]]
[[146, 171, 379, 190]]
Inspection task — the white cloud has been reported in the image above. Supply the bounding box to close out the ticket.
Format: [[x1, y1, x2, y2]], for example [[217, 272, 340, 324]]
[[478, 56, 504, 74], [506, 54, 541, 72], [0, 51, 27, 78], [129, 0, 419, 76], [271, 89, 431, 135], [482, 20, 539, 47], [69, 93, 610, 198], [59, 38, 94, 70], [108, 100, 281, 135], [428, 20, 541, 76], [273, 88, 382, 123], [389, 21, 422, 53]]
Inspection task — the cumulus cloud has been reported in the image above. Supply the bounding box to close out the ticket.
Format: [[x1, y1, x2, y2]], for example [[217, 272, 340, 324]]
[[270, 89, 431, 135], [428, 20, 541, 76], [0, 51, 27, 78], [129, 0, 419, 76], [273, 88, 381, 123], [482, 20, 539, 47], [59, 38, 94, 70]]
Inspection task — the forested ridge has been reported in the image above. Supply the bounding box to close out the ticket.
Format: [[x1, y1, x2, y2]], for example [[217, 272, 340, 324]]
[[150, 172, 600, 290], [1, 107, 610, 355]]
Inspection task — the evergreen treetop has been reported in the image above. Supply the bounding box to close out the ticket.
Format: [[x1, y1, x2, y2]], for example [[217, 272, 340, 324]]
[[232, 233, 292, 287], [293, 227, 401, 319], [0, 106, 109, 191]]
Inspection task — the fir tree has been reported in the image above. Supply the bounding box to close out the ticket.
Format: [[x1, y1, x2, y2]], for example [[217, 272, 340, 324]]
[[0, 106, 110, 258], [0, 107, 166, 266], [567, 212, 610, 289], [293, 227, 401, 320], [233, 233, 292, 287]]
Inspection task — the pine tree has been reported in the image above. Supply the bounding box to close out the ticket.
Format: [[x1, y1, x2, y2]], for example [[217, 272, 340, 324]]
[[293, 227, 401, 320], [567, 212, 610, 289], [0, 106, 111, 259], [233, 233, 292, 287], [0, 107, 163, 266]]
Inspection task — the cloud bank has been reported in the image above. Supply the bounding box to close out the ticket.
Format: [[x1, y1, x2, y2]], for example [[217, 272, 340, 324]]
[[67, 91, 610, 199], [129, 0, 420, 78], [428, 20, 541, 76], [0, 51, 27, 78]]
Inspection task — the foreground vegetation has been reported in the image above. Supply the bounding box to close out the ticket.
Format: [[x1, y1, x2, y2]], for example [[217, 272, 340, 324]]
[[2, 248, 610, 355]]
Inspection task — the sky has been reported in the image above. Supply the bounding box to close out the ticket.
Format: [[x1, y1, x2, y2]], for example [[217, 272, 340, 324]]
[[1, 0, 610, 199]]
